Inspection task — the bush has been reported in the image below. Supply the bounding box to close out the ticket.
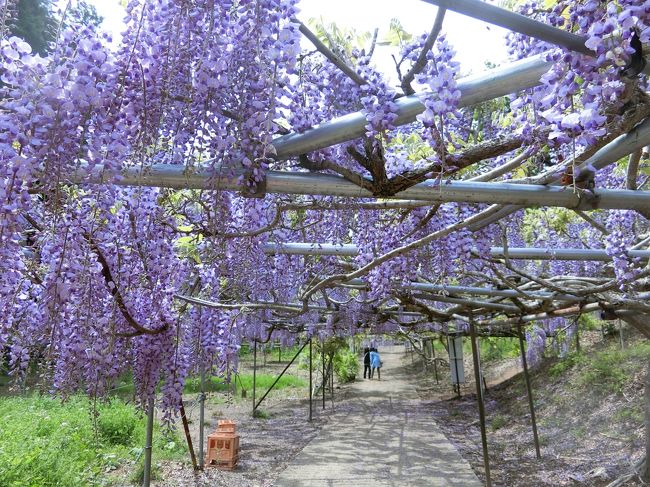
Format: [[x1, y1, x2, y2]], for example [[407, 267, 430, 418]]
[[578, 350, 628, 393], [479, 337, 520, 362], [490, 414, 507, 431], [97, 400, 139, 446], [333, 350, 358, 383], [548, 352, 584, 377], [0, 395, 185, 486]]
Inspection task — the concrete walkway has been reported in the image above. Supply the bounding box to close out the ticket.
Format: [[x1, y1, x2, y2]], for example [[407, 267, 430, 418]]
[[274, 346, 482, 487]]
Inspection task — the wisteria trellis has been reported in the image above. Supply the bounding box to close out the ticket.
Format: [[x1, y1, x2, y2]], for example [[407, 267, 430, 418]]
[[0, 0, 649, 418]]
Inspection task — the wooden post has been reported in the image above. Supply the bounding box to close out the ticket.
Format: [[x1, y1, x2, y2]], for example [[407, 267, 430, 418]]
[[575, 321, 581, 353], [253, 341, 257, 414], [518, 328, 541, 459], [143, 398, 154, 487], [180, 400, 198, 470], [309, 338, 313, 422], [469, 321, 492, 487]]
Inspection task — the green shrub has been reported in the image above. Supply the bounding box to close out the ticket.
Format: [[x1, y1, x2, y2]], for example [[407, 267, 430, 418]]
[[0, 395, 184, 486], [253, 409, 270, 419], [490, 414, 507, 431], [578, 350, 628, 393], [97, 400, 138, 446], [479, 337, 520, 362], [333, 350, 358, 383], [548, 352, 584, 377], [129, 459, 160, 485]]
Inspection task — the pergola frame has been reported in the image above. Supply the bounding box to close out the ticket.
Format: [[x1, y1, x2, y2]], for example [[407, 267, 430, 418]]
[[71, 0, 650, 334], [9, 2, 650, 486], [54, 2, 650, 485]]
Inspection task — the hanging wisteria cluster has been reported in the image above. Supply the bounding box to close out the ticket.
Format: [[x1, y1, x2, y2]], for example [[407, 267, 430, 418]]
[[0, 0, 649, 416]]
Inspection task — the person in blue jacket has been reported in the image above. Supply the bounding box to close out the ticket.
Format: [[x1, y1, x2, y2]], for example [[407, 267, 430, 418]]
[[369, 348, 381, 380]]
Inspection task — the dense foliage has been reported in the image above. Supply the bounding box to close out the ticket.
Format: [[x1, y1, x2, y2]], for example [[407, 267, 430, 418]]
[[0, 0, 648, 417]]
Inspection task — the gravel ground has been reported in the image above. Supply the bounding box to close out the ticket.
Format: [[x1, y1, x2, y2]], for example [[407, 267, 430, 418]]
[[151, 394, 331, 487]]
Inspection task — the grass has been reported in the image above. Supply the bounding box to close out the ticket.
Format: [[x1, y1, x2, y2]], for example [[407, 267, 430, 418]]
[[547, 338, 650, 394], [548, 351, 584, 378], [0, 395, 186, 487], [184, 373, 307, 395], [490, 414, 507, 431]]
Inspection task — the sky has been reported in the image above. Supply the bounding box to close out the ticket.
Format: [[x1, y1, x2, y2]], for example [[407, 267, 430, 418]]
[[72, 0, 511, 79]]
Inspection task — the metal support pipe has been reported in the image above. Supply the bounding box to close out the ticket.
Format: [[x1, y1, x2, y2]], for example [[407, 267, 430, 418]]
[[263, 242, 650, 262], [198, 369, 205, 469], [471, 116, 650, 230], [143, 398, 154, 487], [420, 0, 650, 76], [432, 343, 439, 384], [469, 321, 492, 487], [329, 354, 334, 407], [271, 54, 551, 158], [411, 293, 521, 312], [309, 338, 313, 422], [421, 0, 590, 55], [77, 164, 650, 212], [254, 341, 309, 411], [518, 328, 541, 459], [252, 341, 257, 415], [322, 341, 325, 410], [405, 282, 582, 302]]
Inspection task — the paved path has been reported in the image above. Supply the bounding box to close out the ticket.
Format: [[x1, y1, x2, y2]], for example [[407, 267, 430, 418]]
[[274, 346, 481, 487]]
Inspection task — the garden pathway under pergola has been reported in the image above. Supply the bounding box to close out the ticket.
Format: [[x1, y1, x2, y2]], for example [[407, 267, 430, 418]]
[[276, 346, 481, 486]]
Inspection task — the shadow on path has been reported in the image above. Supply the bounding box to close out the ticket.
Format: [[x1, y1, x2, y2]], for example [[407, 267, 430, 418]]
[[274, 346, 481, 487]]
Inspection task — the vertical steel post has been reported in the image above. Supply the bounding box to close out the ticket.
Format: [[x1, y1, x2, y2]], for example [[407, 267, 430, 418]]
[[199, 369, 205, 469], [619, 319, 625, 350], [451, 336, 461, 399], [518, 329, 541, 459], [322, 341, 325, 410], [253, 341, 257, 414], [143, 398, 154, 487], [329, 354, 334, 407], [469, 321, 492, 487], [309, 338, 313, 421], [433, 341, 439, 384]]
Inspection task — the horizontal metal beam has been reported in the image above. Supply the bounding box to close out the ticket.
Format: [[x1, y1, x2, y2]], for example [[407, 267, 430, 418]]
[[420, 0, 650, 76], [263, 243, 650, 261], [410, 293, 521, 312], [421, 0, 591, 55], [470, 116, 650, 230], [174, 294, 427, 318], [405, 282, 582, 302], [272, 53, 551, 158], [78, 165, 650, 211]]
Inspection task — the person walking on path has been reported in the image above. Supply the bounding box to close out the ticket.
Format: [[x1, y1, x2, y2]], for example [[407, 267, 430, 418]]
[[369, 348, 381, 380], [362, 347, 371, 379]]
